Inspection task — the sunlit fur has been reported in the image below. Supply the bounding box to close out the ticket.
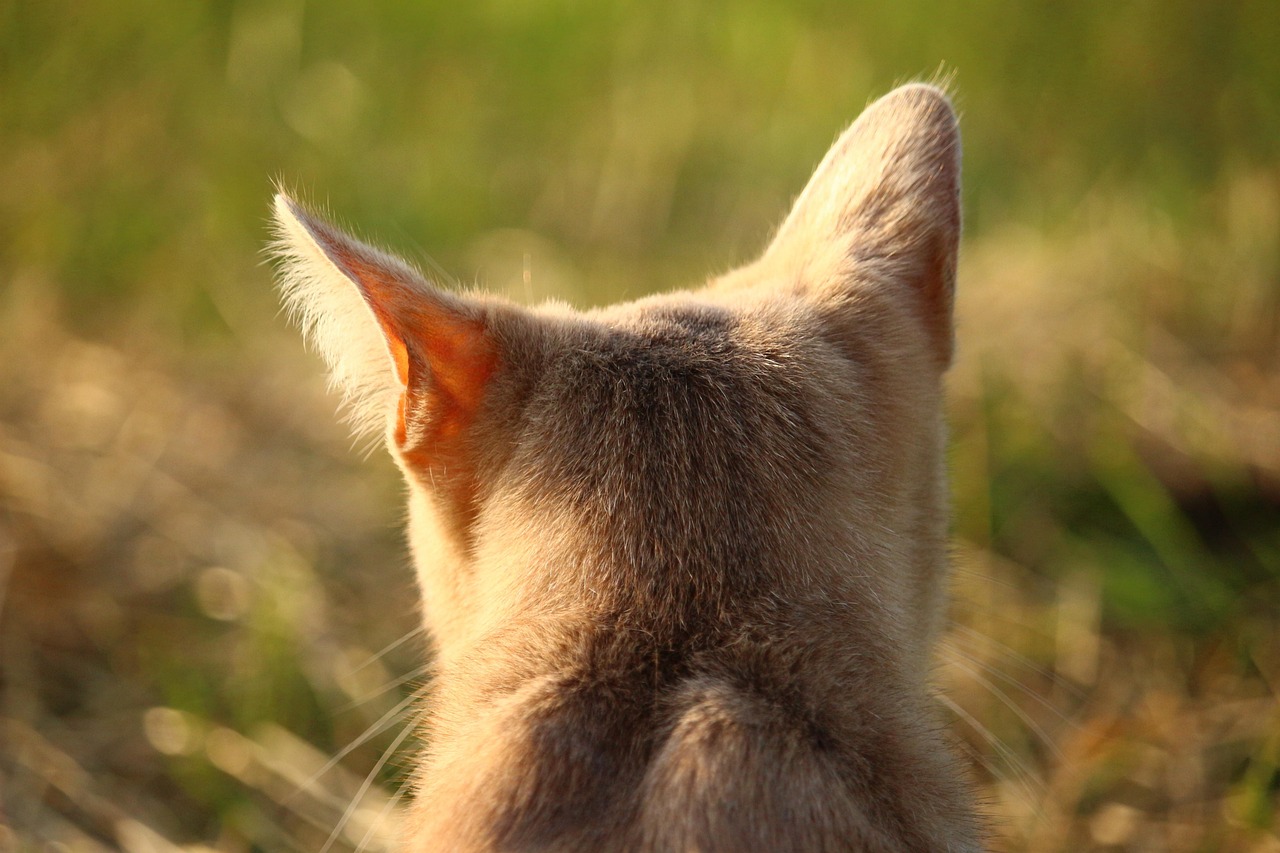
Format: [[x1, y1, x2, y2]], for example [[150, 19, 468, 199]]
[[271, 194, 411, 438], [273, 84, 979, 851]]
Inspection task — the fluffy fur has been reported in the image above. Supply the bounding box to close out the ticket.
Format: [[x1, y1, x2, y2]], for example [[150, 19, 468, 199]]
[[271, 193, 411, 438], [272, 83, 979, 851]]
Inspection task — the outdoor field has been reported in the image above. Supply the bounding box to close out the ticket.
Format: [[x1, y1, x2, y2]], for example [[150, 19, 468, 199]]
[[1, 2, 1277, 850]]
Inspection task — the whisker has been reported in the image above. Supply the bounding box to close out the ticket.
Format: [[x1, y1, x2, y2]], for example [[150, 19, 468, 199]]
[[948, 563, 1026, 593], [945, 652, 1064, 759], [286, 684, 429, 805], [937, 693, 1046, 814], [335, 663, 434, 714], [951, 731, 1007, 791], [949, 623, 1086, 700], [354, 767, 417, 853], [320, 714, 419, 853], [348, 626, 427, 676], [943, 640, 1078, 730]]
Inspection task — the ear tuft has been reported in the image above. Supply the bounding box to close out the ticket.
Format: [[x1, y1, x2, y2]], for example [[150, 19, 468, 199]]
[[270, 192, 407, 438]]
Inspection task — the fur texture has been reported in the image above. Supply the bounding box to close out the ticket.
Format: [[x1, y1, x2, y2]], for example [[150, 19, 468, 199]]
[[272, 83, 978, 851]]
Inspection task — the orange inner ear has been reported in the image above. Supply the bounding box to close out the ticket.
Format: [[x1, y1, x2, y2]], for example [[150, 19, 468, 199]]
[[420, 315, 498, 440], [370, 315, 413, 445], [402, 318, 499, 552], [319, 235, 500, 545], [376, 309, 498, 453], [382, 321, 412, 387], [329, 243, 497, 445]]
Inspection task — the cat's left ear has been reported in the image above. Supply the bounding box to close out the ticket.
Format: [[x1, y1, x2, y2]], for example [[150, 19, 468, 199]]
[[766, 84, 961, 368], [270, 193, 499, 450]]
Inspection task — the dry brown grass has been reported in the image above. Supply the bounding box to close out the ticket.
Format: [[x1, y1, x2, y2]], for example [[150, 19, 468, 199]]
[[2, 171, 1277, 850]]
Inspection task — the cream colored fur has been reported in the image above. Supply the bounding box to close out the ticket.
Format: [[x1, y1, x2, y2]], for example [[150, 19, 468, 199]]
[[272, 83, 979, 852], [271, 195, 410, 437]]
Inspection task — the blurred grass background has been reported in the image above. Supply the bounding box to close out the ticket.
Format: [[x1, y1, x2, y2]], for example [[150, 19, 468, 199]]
[[1, 1, 1277, 850]]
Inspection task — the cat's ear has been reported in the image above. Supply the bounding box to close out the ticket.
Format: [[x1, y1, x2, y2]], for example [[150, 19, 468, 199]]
[[270, 193, 498, 447], [767, 84, 961, 367]]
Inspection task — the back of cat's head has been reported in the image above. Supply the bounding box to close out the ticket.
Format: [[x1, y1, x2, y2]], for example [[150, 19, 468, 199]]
[[272, 82, 978, 851]]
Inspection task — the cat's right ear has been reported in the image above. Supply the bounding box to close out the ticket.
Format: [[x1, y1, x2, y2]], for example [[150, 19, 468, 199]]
[[270, 193, 500, 449], [765, 84, 961, 369]]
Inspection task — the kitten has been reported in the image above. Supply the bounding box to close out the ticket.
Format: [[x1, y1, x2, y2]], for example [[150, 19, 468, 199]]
[[272, 83, 978, 852]]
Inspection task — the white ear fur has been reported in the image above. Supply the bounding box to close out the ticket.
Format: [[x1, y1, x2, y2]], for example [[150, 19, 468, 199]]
[[270, 193, 400, 439]]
